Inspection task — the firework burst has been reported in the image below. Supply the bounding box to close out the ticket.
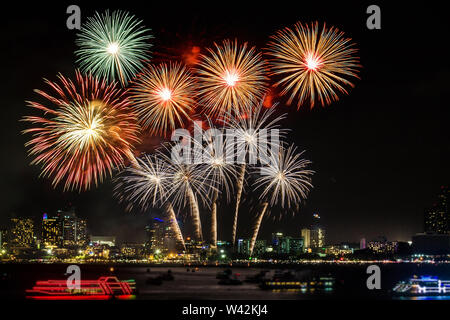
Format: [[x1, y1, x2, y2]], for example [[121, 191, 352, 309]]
[[75, 10, 152, 86], [266, 22, 361, 108], [130, 62, 197, 136], [249, 144, 314, 254], [222, 100, 286, 245], [115, 154, 185, 249], [254, 145, 314, 208], [190, 122, 238, 246], [23, 71, 140, 191], [115, 154, 172, 210], [158, 142, 213, 241], [195, 39, 268, 119]]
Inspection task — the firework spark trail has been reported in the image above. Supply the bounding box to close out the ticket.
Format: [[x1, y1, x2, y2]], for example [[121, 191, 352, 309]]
[[187, 186, 202, 240], [266, 22, 361, 109], [178, 122, 236, 245], [166, 203, 186, 250], [201, 123, 237, 246], [23, 71, 140, 192], [222, 100, 286, 245], [249, 202, 268, 256], [195, 39, 268, 119], [231, 163, 246, 246], [75, 10, 152, 86], [130, 62, 197, 136], [210, 190, 219, 247], [249, 144, 314, 254], [158, 142, 212, 242], [114, 154, 186, 250]]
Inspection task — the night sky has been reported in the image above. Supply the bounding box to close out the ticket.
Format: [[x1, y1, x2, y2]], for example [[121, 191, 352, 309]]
[[1, 2, 448, 244]]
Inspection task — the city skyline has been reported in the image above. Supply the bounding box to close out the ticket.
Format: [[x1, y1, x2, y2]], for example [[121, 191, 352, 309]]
[[1, 184, 447, 245], [1, 2, 449, 245], [2, 184, 448, 251]]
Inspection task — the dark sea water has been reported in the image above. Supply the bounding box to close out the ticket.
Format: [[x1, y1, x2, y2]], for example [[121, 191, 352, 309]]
[[1, 263, 449, 300]]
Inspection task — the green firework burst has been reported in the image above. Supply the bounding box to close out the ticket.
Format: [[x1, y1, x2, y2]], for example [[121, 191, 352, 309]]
[[75, 10, 153, 86]]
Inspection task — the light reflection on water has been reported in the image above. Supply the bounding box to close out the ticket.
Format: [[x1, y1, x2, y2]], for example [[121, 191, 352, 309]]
[[394, 296, 450, 300]]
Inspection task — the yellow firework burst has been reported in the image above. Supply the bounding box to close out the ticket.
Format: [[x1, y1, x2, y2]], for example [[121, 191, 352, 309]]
[[195, 39, 268, 119], [22, 71, 140, 191], [130, 62, 196, 136], [266, 22, 361, 109]]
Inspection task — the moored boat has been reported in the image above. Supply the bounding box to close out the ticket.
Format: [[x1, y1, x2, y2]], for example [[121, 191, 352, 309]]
[[25, 276, 136, 300], [393, 276, 450, 296]]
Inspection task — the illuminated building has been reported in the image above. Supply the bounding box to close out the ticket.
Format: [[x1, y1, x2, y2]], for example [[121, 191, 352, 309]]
[[90, 236, 116, 247], [301, 227, 325, 250], [8, 217, 35, 249], [301, 229, 311, 249], [146, 217, 184, 254], [60, 209, 88, 247], [301, 213, 326, 251], [360, 238, 366, 249], [271, 233, 303, 255], [76, 219, 88, 246], [424, 186, 449, 234], [289, 238, 304, 255], [271, 233, 286, 254], [368, 240, 398, 254], [237, 239, 249, 255], [325, 244, 354, 256], [120, 243, 145, 259], [184, 237, 204, 258], [42, 213, 62, 248], [217, 240, 231, 248]]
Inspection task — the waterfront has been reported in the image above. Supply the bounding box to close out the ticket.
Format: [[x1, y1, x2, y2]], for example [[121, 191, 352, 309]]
[[1, 263, 450, 300]]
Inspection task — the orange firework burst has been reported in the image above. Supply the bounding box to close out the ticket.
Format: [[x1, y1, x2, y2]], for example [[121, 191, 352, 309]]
[[130, 62, 197, 136], [195, 39, 268, 119], [23, 71, 140, 191], [266, 22, 361, 109]]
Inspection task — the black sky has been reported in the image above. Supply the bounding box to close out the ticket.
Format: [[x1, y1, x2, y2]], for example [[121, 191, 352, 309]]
[[1, 1, 448, 244]]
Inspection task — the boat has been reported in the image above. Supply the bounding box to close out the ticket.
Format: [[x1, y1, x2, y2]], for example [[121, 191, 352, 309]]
[[25, 276, 136, 300], [260, 271, 334, 291], [393, 276, 450, 296]]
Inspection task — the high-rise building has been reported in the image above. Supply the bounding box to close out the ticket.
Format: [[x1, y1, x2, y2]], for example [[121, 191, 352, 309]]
[[289, 238, 304, 255], [42, 213, 62, 248], [76, 218, 88, 246], [301, 229, 311, 249], [146, 217, 184, 254], [301, 213, 326, 251], [271, 233, 300, 255], [424, 186, 449, 234], [8, 217, 34, 249], [60, 209, 88, 247], [301, 227, 325, 250], [237, 239, 249, 255], [271, 232, 285, 254], [236, 239, 266, 256], [61, 210, 76, 247]]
